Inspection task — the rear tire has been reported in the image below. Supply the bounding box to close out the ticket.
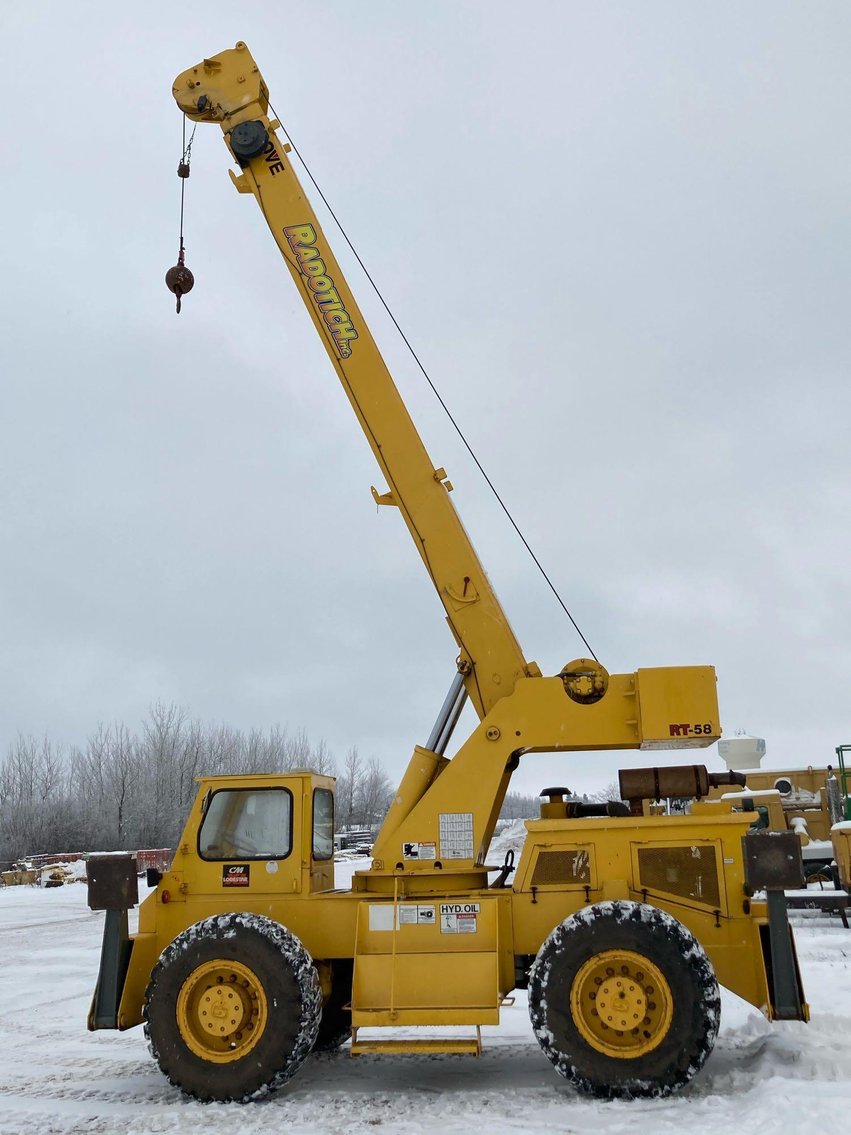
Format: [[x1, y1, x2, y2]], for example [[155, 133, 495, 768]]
[[313, 1004, 352, 1052], [528, 901, 720, 1099], [313, 961, 353, 1052], [143, 913, 321, 1102]]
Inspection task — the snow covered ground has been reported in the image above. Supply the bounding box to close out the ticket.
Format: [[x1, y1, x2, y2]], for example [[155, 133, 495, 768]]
[[0, 868, 849, 1135]]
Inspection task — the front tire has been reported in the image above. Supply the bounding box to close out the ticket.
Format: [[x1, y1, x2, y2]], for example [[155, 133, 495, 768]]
[[143, 913, 321, 1102], [528, 901, 720, 1099]]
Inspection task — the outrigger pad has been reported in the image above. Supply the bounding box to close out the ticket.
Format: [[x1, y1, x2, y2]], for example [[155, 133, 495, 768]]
[[742, 831, 803, 892], [87, 855, 139, 911]]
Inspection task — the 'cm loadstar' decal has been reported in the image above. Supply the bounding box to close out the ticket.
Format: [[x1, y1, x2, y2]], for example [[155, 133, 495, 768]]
[[284, 224, 358, 358]]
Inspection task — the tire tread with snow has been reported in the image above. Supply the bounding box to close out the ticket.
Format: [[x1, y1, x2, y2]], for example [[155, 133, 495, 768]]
[[527, 900, 720, 1099], [143, 913, 322, 1102]]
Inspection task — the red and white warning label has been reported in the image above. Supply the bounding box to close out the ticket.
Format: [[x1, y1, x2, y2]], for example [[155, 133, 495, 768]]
[[440, 901, 479, 934]]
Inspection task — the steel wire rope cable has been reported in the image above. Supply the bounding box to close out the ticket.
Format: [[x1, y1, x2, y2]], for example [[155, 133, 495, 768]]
[[178, 115, 198, 252], [166, 116, 199, 313], [270, 104, 598, 663]]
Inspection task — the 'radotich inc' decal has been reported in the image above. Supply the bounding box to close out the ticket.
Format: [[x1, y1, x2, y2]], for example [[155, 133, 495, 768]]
[[284, 224, 358, 358]]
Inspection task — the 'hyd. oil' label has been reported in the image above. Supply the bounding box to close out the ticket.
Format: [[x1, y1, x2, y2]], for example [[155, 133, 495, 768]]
[[440, 902, 479, 933]]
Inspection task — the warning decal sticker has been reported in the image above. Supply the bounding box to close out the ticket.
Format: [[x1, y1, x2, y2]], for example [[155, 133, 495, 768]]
[[397, 904, 436, 926], [440, 901, 480, 934], [368, 904, 436, 930]]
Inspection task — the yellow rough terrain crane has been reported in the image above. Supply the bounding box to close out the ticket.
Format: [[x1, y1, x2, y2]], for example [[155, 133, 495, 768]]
[[87, 41, 807, 1102]]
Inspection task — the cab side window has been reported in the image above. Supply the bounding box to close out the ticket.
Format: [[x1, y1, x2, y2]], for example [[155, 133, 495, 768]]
[[313, 788, 334, 861]]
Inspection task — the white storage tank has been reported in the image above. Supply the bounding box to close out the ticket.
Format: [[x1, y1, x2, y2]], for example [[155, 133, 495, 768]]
[[718, 734, 766, 771]]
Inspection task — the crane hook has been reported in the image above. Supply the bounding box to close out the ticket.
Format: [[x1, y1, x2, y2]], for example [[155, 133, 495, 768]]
[[165, 246, 194, 314]]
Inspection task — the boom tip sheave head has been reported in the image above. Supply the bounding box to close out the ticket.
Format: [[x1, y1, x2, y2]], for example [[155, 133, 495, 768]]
[[172, 41, 267, 123]]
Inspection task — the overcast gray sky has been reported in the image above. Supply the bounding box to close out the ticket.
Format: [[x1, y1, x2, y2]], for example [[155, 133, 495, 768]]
[[1, 2, 848, 798]]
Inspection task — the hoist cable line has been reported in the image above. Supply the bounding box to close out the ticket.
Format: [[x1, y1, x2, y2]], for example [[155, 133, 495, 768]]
[[165, 117, 199, 314], [269, 102, 598, 664], [178, 116, 197, 253]]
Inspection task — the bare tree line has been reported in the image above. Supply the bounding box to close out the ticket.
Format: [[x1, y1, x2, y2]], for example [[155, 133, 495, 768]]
[[499, 791, 543, 820], [498, 785, 624, 823], [0, 703, 393, 864], [0, 702, 569, 865]]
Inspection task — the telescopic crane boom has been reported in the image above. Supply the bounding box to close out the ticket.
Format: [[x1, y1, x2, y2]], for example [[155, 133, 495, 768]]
[[174, 44, 532, 723]]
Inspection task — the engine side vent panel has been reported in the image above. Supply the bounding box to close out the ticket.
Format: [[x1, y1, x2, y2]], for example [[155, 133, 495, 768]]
[[637, 845, 720, 908], [531, 849, 592, 887]]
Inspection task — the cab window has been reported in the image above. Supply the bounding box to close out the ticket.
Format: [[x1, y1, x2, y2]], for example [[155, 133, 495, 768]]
[[198, 788, 293, 860], [313, 788, 334, 861]]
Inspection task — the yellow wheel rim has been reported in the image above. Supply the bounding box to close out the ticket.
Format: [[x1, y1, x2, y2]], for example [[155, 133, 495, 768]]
[[570, 949, 673, 1059], [176, 958, 268, 1063]]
